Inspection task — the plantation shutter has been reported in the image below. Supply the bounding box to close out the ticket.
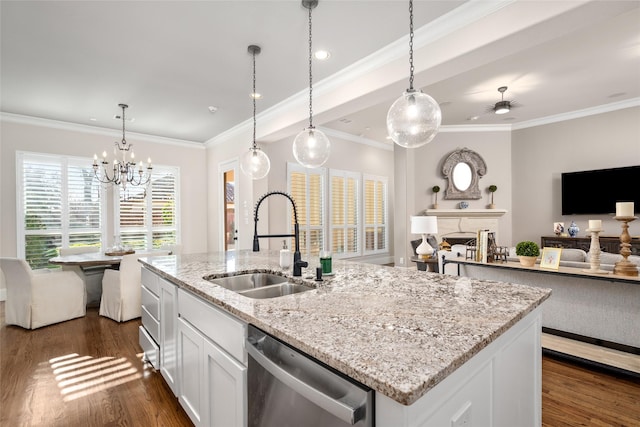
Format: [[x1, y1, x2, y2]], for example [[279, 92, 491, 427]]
[[330, 170, 359, 257], [363, 175, 388, 254], [288, 163, 325, 258]]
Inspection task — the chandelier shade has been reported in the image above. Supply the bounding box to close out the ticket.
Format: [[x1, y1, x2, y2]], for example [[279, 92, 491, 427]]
[[241, 44, 271, 180], [386, 0, 441, 149], [93, 104, 152, 197]]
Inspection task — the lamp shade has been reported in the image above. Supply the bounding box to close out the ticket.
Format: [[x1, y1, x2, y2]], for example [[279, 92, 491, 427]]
[[410, 215, 438, 235]]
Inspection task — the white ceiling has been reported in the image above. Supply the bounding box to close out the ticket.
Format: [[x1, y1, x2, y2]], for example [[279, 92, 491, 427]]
[[2, 1, 639, 146]]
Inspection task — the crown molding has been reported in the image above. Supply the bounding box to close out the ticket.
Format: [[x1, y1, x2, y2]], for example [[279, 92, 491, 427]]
[[511, 98, 640, 130], [440, 124, 512, 133], [1, 112, 204, 148]]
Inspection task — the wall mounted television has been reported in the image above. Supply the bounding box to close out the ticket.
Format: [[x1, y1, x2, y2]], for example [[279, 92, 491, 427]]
[[561, 166, 640, 215]]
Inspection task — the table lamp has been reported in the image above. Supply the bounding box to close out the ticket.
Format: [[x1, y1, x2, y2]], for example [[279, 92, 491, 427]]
[[410, 216, 438, 259]]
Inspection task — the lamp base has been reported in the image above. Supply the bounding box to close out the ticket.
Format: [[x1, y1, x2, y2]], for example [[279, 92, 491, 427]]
[[415, 235, 434, 258]]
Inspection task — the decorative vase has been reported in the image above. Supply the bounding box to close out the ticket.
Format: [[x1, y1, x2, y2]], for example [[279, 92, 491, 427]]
[[459, 201, 469, 209], [488, 203, 496, 209], [433, 203, 439, 209], [568, 221, 579, 237], [518, 256, 537, 267]]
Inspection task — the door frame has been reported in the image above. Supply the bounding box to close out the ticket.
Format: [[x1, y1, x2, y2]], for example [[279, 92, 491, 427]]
[[218, 159, 239, 253]]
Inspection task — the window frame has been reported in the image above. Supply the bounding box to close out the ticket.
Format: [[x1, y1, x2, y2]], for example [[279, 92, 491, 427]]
[[16, 151, 107, 267], [363, 174, 389, 256], [113, 165, 181, 251]]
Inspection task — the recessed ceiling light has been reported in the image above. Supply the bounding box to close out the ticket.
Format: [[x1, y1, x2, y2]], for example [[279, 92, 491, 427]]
[[314, 50, 330, 60], [251, 92, 262, 99], [89, 117, 97, 122], [467, 116, 479, 121], [208, 106, 218, 113]]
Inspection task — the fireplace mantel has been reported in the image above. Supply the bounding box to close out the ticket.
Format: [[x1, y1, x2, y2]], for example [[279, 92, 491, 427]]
[[423, 209, 508, 241], [425, 209, 507, 218]]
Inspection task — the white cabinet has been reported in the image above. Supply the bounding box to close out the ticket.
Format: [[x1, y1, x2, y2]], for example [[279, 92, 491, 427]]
[[178, 288, 247, 427], [159, 277, 179, 395]]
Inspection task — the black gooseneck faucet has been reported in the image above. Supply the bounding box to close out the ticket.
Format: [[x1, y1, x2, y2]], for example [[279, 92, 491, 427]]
[[253, 191, 308, 276]]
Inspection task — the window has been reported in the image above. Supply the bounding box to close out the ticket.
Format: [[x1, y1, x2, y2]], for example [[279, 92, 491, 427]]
[[116, 166, 180, 251], [287, 163, 388, 259], [288, 163, 325, 258], [330, 170, 359, 257], [363, 175, 388, 255], [18, 152, 104, 269]]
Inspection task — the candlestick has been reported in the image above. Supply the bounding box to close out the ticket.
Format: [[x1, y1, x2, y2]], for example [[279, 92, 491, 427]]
[[581, 228, 609, 274], [588, 219, 601, 230], [613, 215, 638, 277]]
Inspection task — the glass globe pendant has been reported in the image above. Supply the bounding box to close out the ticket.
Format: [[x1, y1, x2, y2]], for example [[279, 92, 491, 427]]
[[387, 0, 441, 149], [240, 147, 270, 180], [241, 44, 271, 180], [293, 126, 330, 168], [294, 0, 330, 169], [387, 89, 441, 148]]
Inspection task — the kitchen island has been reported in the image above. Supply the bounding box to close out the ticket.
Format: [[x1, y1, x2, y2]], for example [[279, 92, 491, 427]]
[[139, 251, 551, 426]]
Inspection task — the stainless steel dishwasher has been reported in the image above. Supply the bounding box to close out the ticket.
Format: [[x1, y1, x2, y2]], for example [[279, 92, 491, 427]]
[[247, 325, 374, 427]]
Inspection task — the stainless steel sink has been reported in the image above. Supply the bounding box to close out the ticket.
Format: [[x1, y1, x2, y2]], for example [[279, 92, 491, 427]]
[[205, 272, 313, 299]]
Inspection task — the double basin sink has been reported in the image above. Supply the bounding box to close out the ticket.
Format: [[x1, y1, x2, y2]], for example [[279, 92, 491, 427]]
[[205, 272, 314, 299]]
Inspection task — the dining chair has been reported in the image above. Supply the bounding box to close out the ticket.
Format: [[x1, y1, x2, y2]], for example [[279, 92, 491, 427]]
[[99, 251, 170, 322], [0, 257, 86, 329]]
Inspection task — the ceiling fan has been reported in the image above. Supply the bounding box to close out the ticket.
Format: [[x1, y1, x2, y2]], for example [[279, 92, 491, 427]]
[[490, 86, 519, 114]]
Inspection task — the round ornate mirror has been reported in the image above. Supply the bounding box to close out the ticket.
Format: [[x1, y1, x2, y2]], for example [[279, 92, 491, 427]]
[[442, 148, 487, 200], [452, 162, 472, 192]]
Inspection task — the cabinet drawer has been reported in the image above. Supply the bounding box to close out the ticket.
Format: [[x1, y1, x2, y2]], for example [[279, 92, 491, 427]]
[[139, 325, 159, 369], [141, 285, 160, 320], [141, 267, 159, 295], [178, 289, 246, 364], [141, 305, 160, 343]]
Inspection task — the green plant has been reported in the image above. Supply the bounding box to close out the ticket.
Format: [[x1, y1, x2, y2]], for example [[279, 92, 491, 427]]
[[515, 241, 540, 257], [488, 185, 497, 204], [432, 185, 440, 205]]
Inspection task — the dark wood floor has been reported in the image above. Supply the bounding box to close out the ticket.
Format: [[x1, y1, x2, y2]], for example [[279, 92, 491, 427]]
[[1, 303, 638, 427]]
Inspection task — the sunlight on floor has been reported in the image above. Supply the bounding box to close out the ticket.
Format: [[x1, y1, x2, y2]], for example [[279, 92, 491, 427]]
[[49, 353, 142, 402]]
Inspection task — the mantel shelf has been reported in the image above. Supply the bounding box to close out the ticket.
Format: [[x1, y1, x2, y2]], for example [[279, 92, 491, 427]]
[[425, 209, 507, 218]]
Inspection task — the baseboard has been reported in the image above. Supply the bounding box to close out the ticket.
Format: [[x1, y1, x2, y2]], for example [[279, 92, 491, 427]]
[[543, 348, 640, 381], [542, 327, 639, 355], [0, 288, 6, 301]]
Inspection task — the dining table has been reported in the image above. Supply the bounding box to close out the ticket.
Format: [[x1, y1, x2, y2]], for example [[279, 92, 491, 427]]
[[49, 251, 130, 307]]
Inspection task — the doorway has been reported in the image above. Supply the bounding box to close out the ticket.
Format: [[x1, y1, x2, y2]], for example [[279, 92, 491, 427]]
[[220, 161, 238, 252]]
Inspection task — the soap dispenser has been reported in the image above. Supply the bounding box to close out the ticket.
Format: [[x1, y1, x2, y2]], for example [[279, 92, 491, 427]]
[[279, 240, 291, 269]]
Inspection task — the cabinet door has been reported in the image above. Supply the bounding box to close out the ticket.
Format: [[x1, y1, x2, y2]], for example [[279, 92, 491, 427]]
[[160, 278, 179, 395], [204, 339, 247, 427], [178, 318, 205, 427]]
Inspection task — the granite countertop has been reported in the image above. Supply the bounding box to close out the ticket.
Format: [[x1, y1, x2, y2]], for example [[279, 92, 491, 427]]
[[139, 251, 551, 406]]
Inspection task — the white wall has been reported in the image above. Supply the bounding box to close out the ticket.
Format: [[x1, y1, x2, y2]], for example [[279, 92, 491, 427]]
[[0, 118, 208, 259], [511, 107, 640, 245]]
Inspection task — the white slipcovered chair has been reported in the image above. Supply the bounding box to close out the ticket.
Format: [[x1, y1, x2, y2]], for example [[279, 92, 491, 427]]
[[99, 251, 169, 322], [58, 246, 102, 306], [0, 257, 86, 329]]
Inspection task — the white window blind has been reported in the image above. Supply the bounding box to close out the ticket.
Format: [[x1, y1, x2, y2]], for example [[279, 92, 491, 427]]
[[330, 170, 359, 257], [363, 175, 388, 254], [288, 163, 325, 258], [18, 152, 104, 269], [116, 167, 179, 250]]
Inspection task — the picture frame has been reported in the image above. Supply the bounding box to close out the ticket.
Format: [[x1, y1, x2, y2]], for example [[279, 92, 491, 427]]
[[540, 247, 562, 270]]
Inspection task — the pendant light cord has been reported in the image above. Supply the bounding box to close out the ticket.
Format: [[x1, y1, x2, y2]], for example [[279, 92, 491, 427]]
[[121, 104, 127, 145], [408, 0, 415, 91], [307, 4, 314, 128], [252, 49, 257, 150]]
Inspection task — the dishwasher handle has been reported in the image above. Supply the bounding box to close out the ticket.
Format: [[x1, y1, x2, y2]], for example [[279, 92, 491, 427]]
[[246, 338, 366, 425]]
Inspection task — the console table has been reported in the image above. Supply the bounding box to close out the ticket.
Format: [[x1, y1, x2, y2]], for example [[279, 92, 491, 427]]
[[541, 235, 640, 256]]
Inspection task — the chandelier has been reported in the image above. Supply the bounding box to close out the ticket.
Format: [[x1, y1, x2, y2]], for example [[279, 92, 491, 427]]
[[93, 104, 152, 195]]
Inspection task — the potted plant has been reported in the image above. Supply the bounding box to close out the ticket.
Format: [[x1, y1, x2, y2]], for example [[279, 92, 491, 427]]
[[432, 185, 440, 209], [515, 241, 540, 267], [488, 185, 497, 209]]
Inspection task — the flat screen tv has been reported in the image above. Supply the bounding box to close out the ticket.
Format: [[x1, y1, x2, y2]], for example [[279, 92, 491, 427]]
[[561, 166, 640, 215]]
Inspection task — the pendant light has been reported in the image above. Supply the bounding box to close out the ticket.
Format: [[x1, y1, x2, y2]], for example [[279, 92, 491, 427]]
[[292, 0, 331, 169], [240, 45, 271, 180], [386, 0, 441, 148]]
